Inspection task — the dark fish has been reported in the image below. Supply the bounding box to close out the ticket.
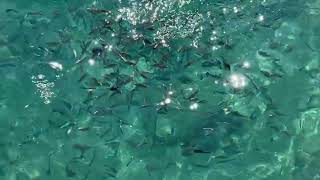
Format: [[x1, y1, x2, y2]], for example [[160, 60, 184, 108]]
[[258, 50, 272, 58], [109, 90, 122, 97], [201, 60, 219, 67], [72, 144, 91, 157], [27, 11, 43, 16], [152, 63, 168, 69], [86, 8, 111, 14], [88, 106, 113, 116], [181, 146, 194, 156], [135, 83, 148, 88], [109, 85, 119, 91], [92, 47, 104, 57], [105, 171, 116, 178], [140, 104, 153, 108], [46, 42, 61, 48], [0, 63, 16, 68], [78, 73, 88, 82], [155, 75, 171, 81], [205, 72, 221, 78], [157, 106, 168, 114], [218, 56, 231, 70], [184, 60, 196, 68], [178, 75, 193, 84], [104, 165, 117, 178], [143, 39, 153, 45], [80, 41, 91, 55], [261, 70, 283, 78], [182, 89, 199, 100], [303, 41, 316, 52], [192, 163, 210, 168], [46, 151, 56, 175], [104, 63, 117, 68], [193, 149, 211, 154], [61, 100, 72, 110], [72, 143, 91, 149], [5, 9, 18, 13], [65, 164, 76, 177], [117, 76, 134, 87], [198, 100, 207, 104], [78, 127, 90, 131], [139, 71, 150, 79], [114, 51, 137, 65], [214, 155, 239, 164], [221, 60, 231, 71]]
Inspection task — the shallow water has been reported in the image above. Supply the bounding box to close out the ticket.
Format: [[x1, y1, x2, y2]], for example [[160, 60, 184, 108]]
[[0, 0, 320, 180]]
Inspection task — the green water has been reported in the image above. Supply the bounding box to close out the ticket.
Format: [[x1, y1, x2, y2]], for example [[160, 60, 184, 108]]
[[0, 0, 320, 179]]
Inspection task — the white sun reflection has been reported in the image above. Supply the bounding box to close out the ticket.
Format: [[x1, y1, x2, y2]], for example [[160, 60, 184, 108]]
[[242, 61, 251, 69], [228, 73, 248, 89], [189, 102, 199, 110], [88, 59, 95, 66]]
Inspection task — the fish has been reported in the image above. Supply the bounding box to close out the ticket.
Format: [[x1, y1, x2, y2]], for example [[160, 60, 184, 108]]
[[77, 127, 90, 131], [72, 143, 91, 158], [139, 71, 150, 79], [184, 60, 196, 68], [0, 63, 16, 68], [26, 11, 43, 16], [181, 145, 211, 156], [5, 9, 19, 13], [104, 165, 117, 178], [113, 50, 137, 65], [103, 63, 118, 68], [80, 41, 92, 55], [88, 106, 114, 116], [260, 70, 283, 78], [182, 89, 199, 100], [143, 38, 153, 46], [46, 41, 61, 48], [135, 83, 148, 88], [78, 73, 88, 82], [220, 59, 231, 71], [92, 47, 104, 57], [214, 155, 239, 164], [178, 75, 193, 84], [193, 149, 211, 154], [86, 8, 112, 15], [157, 106, 168, 114], [65, 164, 76, 177], [46, 151, 56, 175], [152, 63, 168, 69], [204, 72, 222, 78], [258, 50, 272, 58], [201, 60, 220, 67]]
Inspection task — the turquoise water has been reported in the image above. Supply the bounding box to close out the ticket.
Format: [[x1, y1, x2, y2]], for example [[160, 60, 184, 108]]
[[0, 0, 320, 179]]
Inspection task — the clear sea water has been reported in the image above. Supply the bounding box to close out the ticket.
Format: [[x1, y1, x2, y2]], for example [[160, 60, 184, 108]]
[[0, 0, 320, 179]]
